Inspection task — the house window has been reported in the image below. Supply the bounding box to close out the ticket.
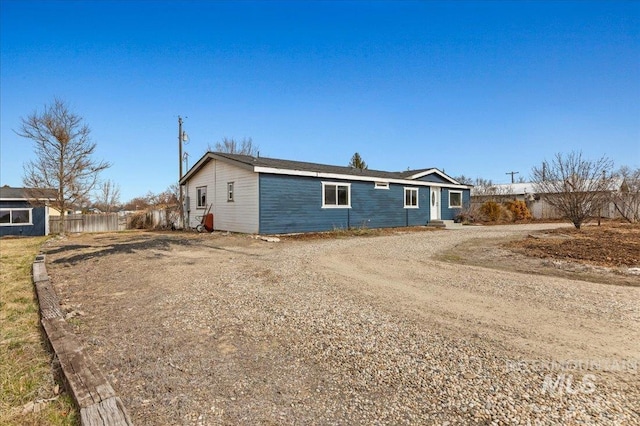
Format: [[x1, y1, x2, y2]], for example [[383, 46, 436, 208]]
[[449, 191, 463, 208], [227, 182, 234, 202], [322, 182, 351, 208], [0, 208, 33, 226], [196, 186, 207, 208], [375, 182, 389, 190], [404, 188, 418, 208]]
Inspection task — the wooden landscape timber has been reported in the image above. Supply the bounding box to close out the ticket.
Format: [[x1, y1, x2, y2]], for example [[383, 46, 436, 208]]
[[33, 256, 133, 426]]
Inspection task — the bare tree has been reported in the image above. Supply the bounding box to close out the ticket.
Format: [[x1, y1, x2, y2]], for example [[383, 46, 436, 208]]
[[167, 183, 180, 205], [611, 166, 640, 223], [531, 151, 614, 229], [348, 152, 368, 170], [124, 185, 180, 210], [470, 178, 513, 197], [94, 179, 121, 213], [122, 196, 151, 211], [209, 137, 259, 156], [148, 185, 179, 207], [17, 98, 111, 232], [453, 175, 474, 185]]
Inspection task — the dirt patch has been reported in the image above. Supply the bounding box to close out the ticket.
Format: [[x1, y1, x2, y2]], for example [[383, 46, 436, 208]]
[[508, 223, 640, 268], [438, 223, 640, 287]]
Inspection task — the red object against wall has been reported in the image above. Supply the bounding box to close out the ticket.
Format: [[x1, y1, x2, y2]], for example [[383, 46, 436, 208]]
[[204, 213, 214, 232]]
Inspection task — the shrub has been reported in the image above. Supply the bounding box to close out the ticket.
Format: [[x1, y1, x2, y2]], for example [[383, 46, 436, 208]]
[[506, 200, 532, 221], [128, 211, 148, 229], [500, 207, 514, 222], [480, 201, 502, 221], [454, 206, 476, 224]]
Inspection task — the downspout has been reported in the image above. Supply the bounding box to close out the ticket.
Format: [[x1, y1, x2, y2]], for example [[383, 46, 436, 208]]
[[184, 182, 189, 228], [45, 203, 49, 236], [213, 160, 217, 228]]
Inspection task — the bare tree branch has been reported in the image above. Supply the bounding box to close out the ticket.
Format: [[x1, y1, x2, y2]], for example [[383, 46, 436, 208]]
[[208, 137, 259, 156], [611, 166, 640, 223], [94, 179, 121, 213], [16, 98, 111, 232], [531, 151, 614, 229]]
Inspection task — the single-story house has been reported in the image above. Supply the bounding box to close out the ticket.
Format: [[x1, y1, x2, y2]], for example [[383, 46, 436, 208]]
[[179, 152, 471, 234], [0, 186, 57, 237]]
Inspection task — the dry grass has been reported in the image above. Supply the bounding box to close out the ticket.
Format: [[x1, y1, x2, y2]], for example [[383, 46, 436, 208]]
[[0, 236, 77, 425], [280, 225, 440, 240]]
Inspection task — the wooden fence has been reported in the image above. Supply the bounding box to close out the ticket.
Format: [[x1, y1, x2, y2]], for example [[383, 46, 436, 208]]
[[471, 197, 622, 220], [49, 213, 126, 234]]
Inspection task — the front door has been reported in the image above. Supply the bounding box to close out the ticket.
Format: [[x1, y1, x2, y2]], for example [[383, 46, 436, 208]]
[[430, 187, 441, 221]]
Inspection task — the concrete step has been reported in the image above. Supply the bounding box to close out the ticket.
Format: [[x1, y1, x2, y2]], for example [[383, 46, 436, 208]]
[[427, 220, 465, 229], [427, 220, 446, 228], [442, 220, 465, 229]]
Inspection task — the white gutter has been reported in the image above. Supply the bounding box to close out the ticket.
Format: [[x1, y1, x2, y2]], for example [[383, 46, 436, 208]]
[[253, 166, 471, 189]]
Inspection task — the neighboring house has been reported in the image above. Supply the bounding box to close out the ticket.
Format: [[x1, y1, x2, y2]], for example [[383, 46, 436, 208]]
[[0, 186, 57, 237], [179, 152, 471, 234], [471, 181, 624, 219]]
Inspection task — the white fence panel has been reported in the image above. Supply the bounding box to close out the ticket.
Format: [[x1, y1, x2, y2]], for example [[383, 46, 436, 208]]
[[50, 213, 123, 234]]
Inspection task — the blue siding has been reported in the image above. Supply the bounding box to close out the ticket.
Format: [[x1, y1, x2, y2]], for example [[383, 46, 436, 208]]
[[440, 188, 471, 221], [259, 174, 430, 234], [415, 174, 450, 183], [0, 201, 47, 237]]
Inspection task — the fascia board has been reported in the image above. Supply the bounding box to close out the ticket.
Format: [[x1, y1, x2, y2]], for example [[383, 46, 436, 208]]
[[406, 168, 461, 185], [179, 154, 211, 184], [180, 153, 256, 184], [254, 167, 471, 189]]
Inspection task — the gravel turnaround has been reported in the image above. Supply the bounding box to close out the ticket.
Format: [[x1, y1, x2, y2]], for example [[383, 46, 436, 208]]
[[45, 224, 639, 425]]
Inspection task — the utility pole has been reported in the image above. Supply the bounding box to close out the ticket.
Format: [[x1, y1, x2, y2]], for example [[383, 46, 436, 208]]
[[506, 171, 519, 184], [178, 116, 186, 229]]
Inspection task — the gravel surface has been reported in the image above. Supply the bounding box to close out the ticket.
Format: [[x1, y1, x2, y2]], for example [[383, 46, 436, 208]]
[[44, 224, 639, 425]]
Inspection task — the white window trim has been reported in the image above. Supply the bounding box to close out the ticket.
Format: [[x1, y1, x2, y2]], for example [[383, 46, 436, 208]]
[[196, 186, 207, 209], [449, 190, 463, 208], [322, 181, 351, 208], [404, 187, 419, 209], [374, 181, 389, 190], [0, 208, 33, 226], [227, 182, 234, 202]]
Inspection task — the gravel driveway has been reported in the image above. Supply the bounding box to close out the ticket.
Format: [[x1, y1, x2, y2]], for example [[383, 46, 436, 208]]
[[45, 224, 639, 425]]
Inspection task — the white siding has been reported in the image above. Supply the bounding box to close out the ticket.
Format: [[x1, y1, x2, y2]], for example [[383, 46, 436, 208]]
[[184, 159, 259, 233]]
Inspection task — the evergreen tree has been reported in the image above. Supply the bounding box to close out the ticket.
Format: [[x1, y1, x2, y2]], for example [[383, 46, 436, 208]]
[[349, 152, 368, 170]]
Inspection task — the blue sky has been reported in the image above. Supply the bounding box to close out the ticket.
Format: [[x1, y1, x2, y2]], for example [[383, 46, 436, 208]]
[[1, 1, 638, 202]]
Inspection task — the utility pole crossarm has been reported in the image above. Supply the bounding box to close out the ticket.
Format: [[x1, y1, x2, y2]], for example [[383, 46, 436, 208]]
[[506, 171, 519, 184]]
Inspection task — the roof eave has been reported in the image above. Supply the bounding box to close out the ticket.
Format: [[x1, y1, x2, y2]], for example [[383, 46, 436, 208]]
[[404, 168, 461, 185], [180, 152, 258, 185], [253, 166, 471, 188], [180, 153, 471, 189]]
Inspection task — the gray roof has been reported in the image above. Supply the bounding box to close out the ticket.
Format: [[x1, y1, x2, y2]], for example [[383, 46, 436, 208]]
[[0, 186, 57, 200], [213, 152, 423, 179], [184, 152, 458, 184]]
